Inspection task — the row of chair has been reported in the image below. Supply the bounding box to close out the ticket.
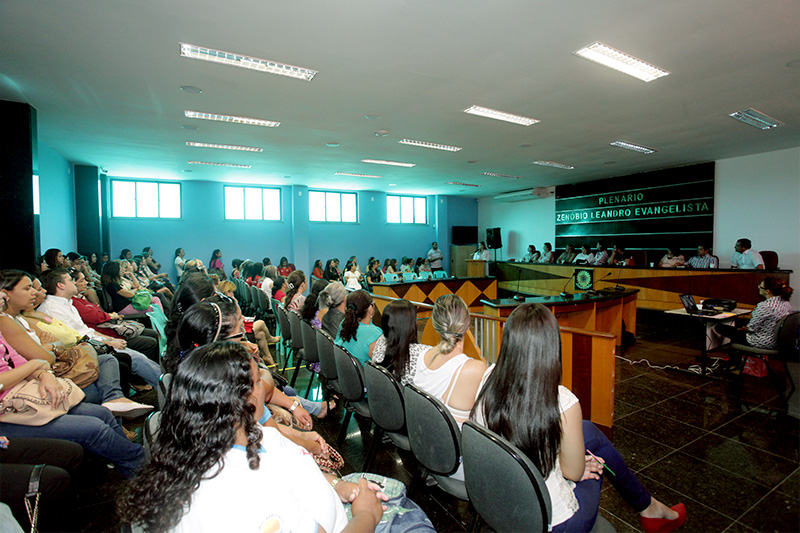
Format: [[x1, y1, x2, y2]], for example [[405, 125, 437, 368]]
[[384, 270, 448, 282]]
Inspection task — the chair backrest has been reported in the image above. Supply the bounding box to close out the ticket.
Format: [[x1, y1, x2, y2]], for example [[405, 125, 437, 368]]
[[300, 320, 320, 363], [402, 272, 416, 281], [276, 305, 292, 342], [157, 372, 172, 410], [143, 410, 162, 459], [98, 286, 114, 312], [384, 272, 399, 282], [776, 311, 800, 356], [287, 310, 304, 351], [434, 270, 448, 279], [462, 421, 551, 533], [249, 284, 261, 310], [257, 289, 271, 315], [630, 249, 648, 267], [418, 271, 433, 280], [761, 250, 779, 270], [403, 384, 462, 476], [316, 328, 338, 381], [364, 362, 406, 433], [332, 343, 366, 402]]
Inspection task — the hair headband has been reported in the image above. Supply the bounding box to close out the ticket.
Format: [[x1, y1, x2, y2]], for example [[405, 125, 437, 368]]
[[209, 302, 223, 342]]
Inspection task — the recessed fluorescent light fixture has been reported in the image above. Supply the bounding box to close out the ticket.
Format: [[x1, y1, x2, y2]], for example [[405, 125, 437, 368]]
[[361, 159, 416, 168], [399, 138, 462, 152], [186, 141, 263, 152], [446, 181, 480, 187], [483, 172, 521, 180], [179, 42, 318, 81], [532, 160, 575, 170], [463, 105, 540, 126], [188, 160, 251, 168], [729, 108, 785, 130], [609, 140, 658, 154], [574, 42, 670, 82], [335, 172, 383, 178], [184, 110, 280, 128]]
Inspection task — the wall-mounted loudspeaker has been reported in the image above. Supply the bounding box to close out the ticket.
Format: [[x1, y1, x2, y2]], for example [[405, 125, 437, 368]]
[[486, 227, 502, 249]]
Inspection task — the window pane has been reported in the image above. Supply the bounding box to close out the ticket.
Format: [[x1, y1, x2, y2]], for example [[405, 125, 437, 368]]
[[225, 187, 244, 219], [263, 189, 281, 220], [414, 197, 426, 224], [309, 191, 325, 221], [136, 182, 159, 218], [341, 193, 357, 222], [112, 181, 136, 217], [387, 196, 400, 223], [400, 196, 413, 224], [32, 175, 40, 215], [326, 192, 341, 222], [244, 187, 262, 220], [159, 183, 181, 218]]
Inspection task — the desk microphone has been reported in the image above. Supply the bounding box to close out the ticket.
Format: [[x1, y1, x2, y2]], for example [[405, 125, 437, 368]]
[[613, 266, 625, 291], [560, 269, 578, 299], [513, 266, 525, 301], [588, 272, 613, 295]]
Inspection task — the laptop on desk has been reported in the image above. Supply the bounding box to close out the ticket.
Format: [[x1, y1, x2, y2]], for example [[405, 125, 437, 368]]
[[679, 294, 718, 316]]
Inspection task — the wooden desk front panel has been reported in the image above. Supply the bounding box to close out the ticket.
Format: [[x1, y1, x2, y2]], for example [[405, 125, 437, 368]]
[[372, 278, 497, 312], [496, 262, 791, 311]]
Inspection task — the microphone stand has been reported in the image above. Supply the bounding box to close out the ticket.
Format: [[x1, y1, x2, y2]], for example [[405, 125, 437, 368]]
[[589, 272, 613, 295], [513, 266, 525, 301], [613, 266, 625, 291], [560, 269, 578, 299]]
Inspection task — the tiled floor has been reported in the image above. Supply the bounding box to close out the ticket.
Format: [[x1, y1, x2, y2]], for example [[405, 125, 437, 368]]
[[61, 310, 799, 532]]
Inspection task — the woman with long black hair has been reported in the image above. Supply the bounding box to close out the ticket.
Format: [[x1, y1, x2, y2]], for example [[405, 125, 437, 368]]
[[371, 299, 429, 385], [118, 341, 388, 532], [473, 303, 685, 533], [335, 290, 381, 366]]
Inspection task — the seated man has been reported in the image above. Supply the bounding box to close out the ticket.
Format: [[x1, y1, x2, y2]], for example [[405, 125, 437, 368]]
[[731, 238, 764, 269], [609, 244, 635, 266], [686, 244, 718, 268], [37, 269, 161, 390]]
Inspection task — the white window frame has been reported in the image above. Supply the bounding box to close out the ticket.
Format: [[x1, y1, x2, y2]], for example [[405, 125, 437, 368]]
[[386, 195, 427, 224], [308, 190, 358, 223], [223, 186, 282, 221], [110, 180, 181, 219]]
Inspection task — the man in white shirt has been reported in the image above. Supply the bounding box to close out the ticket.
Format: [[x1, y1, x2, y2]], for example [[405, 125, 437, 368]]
[[427, 242, 444, 272], [38, 270, 162, 390], [731, 238, 764, 269]]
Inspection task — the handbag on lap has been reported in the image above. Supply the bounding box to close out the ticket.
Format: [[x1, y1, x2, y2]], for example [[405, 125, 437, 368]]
[[0, 376, 84, 426], [96, 318, 145, 339], [52, 343, 99, 388]]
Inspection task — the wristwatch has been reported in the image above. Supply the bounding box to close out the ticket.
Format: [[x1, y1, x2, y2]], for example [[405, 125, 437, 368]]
[[289, 400, 301, 412]]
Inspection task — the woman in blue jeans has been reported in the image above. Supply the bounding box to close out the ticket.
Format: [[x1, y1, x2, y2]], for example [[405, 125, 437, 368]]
[[473, 303, 686, 533], [0, 332, 144, 478]]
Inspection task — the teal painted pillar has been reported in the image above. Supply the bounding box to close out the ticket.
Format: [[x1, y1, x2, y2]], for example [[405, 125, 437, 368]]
[[291, 185, 310, 276]]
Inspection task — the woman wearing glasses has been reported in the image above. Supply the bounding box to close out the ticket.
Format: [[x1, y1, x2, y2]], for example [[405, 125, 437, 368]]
[[714, 278, 794, 350]]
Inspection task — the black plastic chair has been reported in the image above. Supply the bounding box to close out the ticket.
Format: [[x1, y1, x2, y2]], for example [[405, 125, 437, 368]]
[[731, 311, 800, 400], [316, 328, 341, 403], [287, 310, 305, 387], [157, 372, 172, 410], [142, 410, 162, 459], [403, 384, 468, 501], [363, 362, 410, 470], [275, 305, 293, 371], [299, 320, 321, 398], [332, 343, 371, 445], [462, 421, 551, 532]]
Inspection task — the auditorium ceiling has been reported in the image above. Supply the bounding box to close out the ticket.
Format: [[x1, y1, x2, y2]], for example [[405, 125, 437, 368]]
[[1, 1, 798, 197]]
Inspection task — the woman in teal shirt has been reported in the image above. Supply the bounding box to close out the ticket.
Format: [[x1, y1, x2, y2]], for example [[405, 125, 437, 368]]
[[335, 290, 382, 366]]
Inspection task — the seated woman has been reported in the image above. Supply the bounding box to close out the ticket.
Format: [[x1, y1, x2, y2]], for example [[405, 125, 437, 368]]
[[714, 278, 794, 352], [208, 249, 226, 279], [272, 276, 288, 304], [43, 248, 65, 270], [658, 247, 685, 268], [119, 342, 437, 533], [300, 279, 330, 329], [0, 329, 146, 479], [335, 290, 382, 366], [312, 259, 325, 280], [218, 280, 280, 366], [344, 261, 363, 290], [277, 256, 294, 277], [174, 248, 187, 280], [284, 271, 307, 312], [366, 259, 384, 289], [318, 282, 347, 338], [372, 299, 431, 385], [0, 271, 152, 418], [164, 300, 332, 427], [473, 303, 685, 533], [539, 242, 556, 263], [609, 244, 635, 267], [132, 256, 173, 300], [414, 295, 487, 427], [101, 261, 163, 315], [572, 245, 595, 265], [522, 245, 540, 263]]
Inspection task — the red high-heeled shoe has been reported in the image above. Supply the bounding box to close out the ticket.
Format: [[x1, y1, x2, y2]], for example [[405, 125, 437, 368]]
[[640, 503, 686, 533]]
